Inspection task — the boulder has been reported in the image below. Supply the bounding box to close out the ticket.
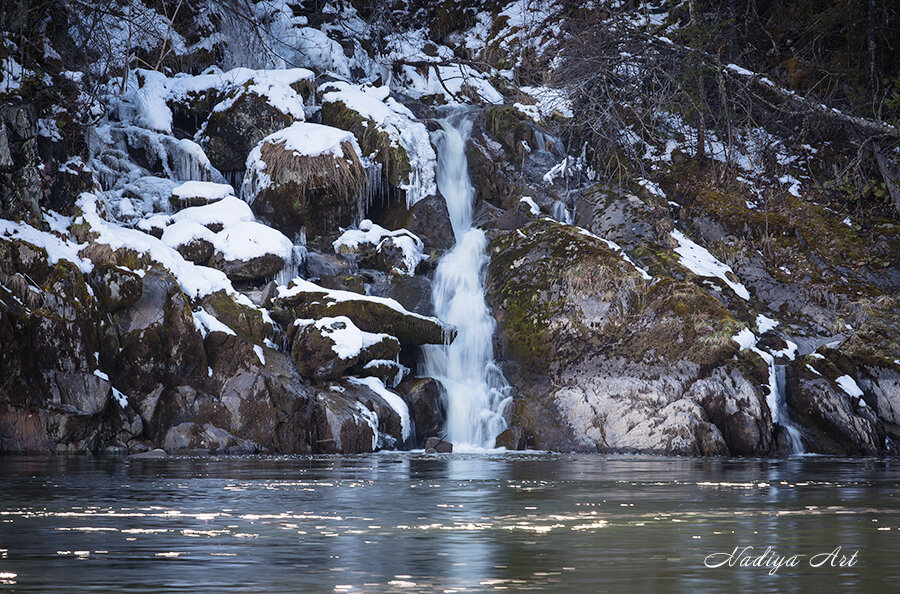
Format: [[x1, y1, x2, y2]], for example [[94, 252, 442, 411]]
[[289, 316, 400, 380], [208, 221, 293, 282], [495, 426, 525, 450], [201, 86, 295, 173], [169, 180, 234, 209], [320, 87, 412, 190], [487, 217, 768, 455], [311, 388, 378, 454], [788, 352, 887, 455], [162, 421, 260, 454], [128, 447, 167, 459], [425, 437, 453, 453], [343, 377, 411, 449], [111, 266, 207, 397], [369, 273, 435, 317], [333, 220, 425, 276], [401, 192, 455, 251], [271, 279, 454, 346], [198, 290, 276, 345], [243, 122, 367, 239], [397, 377, 445, 446]]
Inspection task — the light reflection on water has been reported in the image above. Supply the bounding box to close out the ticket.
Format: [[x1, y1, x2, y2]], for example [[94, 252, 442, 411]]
[[0, 453, 898, 592]]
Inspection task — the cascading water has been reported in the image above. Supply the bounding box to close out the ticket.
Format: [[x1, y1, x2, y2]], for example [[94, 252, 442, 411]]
[[775, 364, 805, 454], [422, 109, 511, 449]]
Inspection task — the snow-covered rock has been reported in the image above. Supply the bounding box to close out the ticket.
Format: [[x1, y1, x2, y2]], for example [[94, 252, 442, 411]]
[[242, 122, 367, 239]]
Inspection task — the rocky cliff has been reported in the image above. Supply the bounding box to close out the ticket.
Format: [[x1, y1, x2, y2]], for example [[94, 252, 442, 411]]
[[1, 0, 897, 456]]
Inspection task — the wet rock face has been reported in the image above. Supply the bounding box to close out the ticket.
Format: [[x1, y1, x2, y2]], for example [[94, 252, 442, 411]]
[[112, 267, 207, 397], [89, 264, 143, 311], [382, 192, 455, 252]]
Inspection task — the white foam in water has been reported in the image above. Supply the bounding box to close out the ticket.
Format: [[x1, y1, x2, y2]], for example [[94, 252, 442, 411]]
[[421, 110, 511, 450]]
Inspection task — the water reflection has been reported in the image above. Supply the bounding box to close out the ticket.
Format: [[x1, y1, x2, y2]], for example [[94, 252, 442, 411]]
[[0, 454, 899, 591]]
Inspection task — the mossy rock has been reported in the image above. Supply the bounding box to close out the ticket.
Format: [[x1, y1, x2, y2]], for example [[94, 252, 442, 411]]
[[484, 105, 534, 162], [0, 237, 52, 284], [88, 264, 143, 311], [246, 134, 367, 240], [487, 217, 740, 374], [199, 290, 275, 345], [320, 99, 411, 190]]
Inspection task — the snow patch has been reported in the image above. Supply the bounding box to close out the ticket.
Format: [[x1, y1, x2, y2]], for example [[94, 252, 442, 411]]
[[671, 229, 750, 300]]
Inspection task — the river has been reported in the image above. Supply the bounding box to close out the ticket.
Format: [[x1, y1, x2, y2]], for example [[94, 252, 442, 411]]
[[0, 453, 898, 592]]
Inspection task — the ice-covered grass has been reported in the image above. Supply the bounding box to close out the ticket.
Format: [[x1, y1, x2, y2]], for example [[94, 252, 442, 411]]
[[670, 229, 750, 300], [333, 220, 424, 276], [253, 121, 360, 159]]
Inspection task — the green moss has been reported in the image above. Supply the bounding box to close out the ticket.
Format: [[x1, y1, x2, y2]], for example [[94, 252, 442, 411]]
[[200, 290, 275, 345], [484, 105, 534, 161]]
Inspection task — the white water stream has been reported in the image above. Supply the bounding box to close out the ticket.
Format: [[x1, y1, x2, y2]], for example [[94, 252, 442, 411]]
[[422, 110, 511, 449], [775, 364, 805, 454]]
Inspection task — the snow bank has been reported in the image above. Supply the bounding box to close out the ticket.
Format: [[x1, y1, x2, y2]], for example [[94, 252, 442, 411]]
[[77, 193, 233, 299], [161, 220, 217, 249], [0, 219, 92, 273], [171, 196, 255, 229], [171, 181, 235, 203], [213, 221, 293, 262]]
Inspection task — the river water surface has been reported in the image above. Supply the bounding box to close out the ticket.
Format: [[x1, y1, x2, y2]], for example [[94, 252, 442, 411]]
[[0, 453, 898, 592]]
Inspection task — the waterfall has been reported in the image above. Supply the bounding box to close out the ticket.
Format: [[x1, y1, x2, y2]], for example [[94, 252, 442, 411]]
[[421, 109, 512, 450], [775, 364, 805, 455]]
